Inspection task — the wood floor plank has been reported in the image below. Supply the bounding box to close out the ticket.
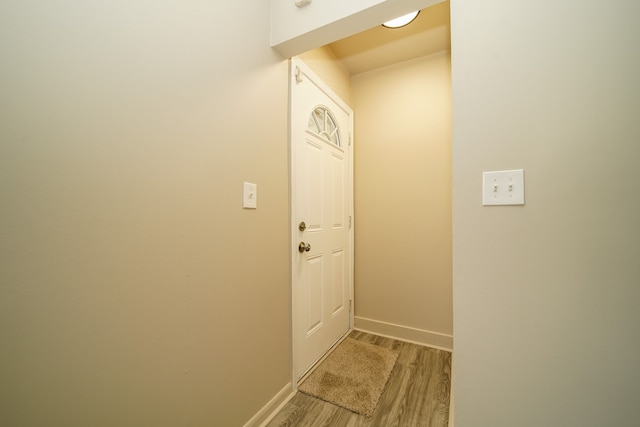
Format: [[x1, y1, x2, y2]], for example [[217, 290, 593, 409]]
[[268, 331, 451, 427]]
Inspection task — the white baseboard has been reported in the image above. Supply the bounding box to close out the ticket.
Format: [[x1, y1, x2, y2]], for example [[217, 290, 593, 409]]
[[354, 316, 453, 352], [243, 382, 295, 427]]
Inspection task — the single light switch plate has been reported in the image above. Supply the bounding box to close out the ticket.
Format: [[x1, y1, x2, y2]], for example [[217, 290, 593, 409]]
[[482, 169, 525, 206], [243, 182, 257, 209]]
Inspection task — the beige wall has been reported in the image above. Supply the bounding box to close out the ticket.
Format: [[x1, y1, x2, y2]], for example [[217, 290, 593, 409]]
[[299, 46, 352, 105], [0, 1, 290, 426], [451, 0, 640, 425], [352, 52, 453, 342]]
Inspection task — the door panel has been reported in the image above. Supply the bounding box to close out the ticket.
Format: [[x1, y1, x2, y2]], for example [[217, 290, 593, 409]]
[[306, 255, 323, 333], [290, 58, 354, 381], [303, 139, 323, 232], [331, 153, 345, 228], [332, 249, 345, 315]]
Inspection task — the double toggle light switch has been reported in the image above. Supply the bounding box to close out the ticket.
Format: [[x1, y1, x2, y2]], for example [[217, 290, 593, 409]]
[[482, 169, 525, 206]]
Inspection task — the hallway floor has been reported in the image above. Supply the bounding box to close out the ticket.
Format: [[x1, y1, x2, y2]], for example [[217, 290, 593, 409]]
[[268, 330, 451, 426]]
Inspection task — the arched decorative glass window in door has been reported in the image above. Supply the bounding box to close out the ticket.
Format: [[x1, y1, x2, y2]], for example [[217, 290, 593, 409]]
[[308, 106, 341, 147]]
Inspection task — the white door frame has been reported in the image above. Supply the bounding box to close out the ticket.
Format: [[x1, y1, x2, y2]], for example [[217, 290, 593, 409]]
[[289, 57, 354, 386]]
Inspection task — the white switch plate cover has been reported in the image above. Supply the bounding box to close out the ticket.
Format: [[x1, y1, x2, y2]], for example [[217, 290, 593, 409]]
[[482, 169, 525, 206], [243, 182, 257, 209]]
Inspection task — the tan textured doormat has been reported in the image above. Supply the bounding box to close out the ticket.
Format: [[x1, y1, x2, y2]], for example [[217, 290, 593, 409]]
[[298, 337, 399, 416]]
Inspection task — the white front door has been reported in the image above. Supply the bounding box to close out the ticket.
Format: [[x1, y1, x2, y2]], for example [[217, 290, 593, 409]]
[[290, 58, 354, 381]]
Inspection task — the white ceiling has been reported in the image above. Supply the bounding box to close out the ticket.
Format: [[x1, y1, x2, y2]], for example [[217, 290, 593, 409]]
[[327, 1, 450, 75]]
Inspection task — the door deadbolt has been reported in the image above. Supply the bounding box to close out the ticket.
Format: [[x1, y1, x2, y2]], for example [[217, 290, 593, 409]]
[[298, 242, 311, 253], [298, 221, 307, 231]]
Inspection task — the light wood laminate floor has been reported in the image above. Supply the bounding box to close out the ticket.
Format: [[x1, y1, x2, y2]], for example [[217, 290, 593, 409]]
[[268, 330, 451, 427]]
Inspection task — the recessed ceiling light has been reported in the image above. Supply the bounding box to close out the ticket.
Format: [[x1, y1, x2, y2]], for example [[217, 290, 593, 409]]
[[382, 11, 420, 29]]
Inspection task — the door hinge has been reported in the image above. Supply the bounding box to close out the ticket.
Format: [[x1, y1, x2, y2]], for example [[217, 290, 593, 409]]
[[348, 215, 352, 228], [295, 66, 303, 83], [348, 132, 351, 146], [349, 299, 352, 312]]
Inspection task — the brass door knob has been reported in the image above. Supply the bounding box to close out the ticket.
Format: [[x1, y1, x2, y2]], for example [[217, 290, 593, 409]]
[[298, 242, 311, 253]]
